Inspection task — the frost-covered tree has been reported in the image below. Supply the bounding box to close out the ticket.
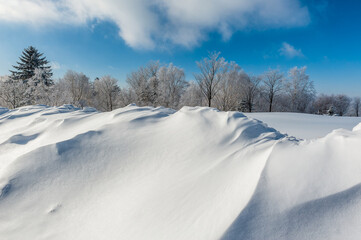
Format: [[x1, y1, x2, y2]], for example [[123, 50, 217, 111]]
[[126, 61, 161, 106], [10, 46, 53, 84], [333, 94, 351, 116], [262, 69, 284, 112], [179, 82, 204, 107], [0, 76, 27, 108], [215, 62, 247, 111], [194, 52, 227, 107], [94, 76, 120, 111], [240, 75, 261, 112], [143, 61, 160, 105], [126, 61, 188, 108], [313, 94, 334, 114], [48, 79, 72, 107], [118, 88, 137, 107], [286, 66, 315, 112], [352, 97, 361, 117], [62, 70, 91, 108], [25, 68, 54, 105], [158, 64, 189, 109], [312, 94, 351, 116], [126, 67, 147, 105]]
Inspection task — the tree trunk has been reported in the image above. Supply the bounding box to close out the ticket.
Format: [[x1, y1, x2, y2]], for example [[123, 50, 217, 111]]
[[269, 98, 273, 112]]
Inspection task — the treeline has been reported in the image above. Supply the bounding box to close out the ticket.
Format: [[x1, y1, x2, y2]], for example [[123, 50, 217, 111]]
[[0, 47, 360, 116]]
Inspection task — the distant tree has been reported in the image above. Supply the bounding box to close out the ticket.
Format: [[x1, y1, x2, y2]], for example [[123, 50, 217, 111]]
[[126, 67, 147, 105], [48, 79, 72, 107], [94, 76, 120, 111], [10, 46, 53, 85], [262, 69, 284, 112], [194, 52, 227, 107], [215, 62, 247, 111], [62, 70, 91, 108], [25, 68, 54, 105], [241, 75, 261, 112], [158, 64, 189, 109], [313, 94, 334, 114], [353, 97, 361, 117], [286, 66, 315, 112], [126, 61, 161, 106], [143, 61, 160, 105], [0, 77, 27, 109], [179, 82, 204, 107], [118, 87, 137, 107], [333, 94, 351, 116], [126, 61, 189, 108], [271, 93, 291, 112]]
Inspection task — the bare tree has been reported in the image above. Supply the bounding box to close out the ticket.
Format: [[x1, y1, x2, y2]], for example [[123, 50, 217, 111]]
[[126, 61, 160, 106], [0, 77, 27, 109], [118, 88, 137, 107], [333, 94, 351, 116], [62, 70, 91, 108], [158, 64, 189, 109], [179, 82, 204, 107], [313, 94, 334, 114], [25, 68, 54, 105], [94, 76, 120, 111], [49, 79, 72, 107], [286, 66, 315, 112], [241, 75, 261, 112], [215, 62, 247, 111], [263, 69, 284, 112], [353, 97, 361, 117], [194, 52, 227, 107]]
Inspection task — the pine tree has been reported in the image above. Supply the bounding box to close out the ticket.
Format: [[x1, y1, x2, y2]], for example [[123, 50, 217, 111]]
[[10, 46, 53, 85]]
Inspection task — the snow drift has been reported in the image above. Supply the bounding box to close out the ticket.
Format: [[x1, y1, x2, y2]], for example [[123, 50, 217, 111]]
[[245, 112, 361, 139], [0, 105, 360, 240]]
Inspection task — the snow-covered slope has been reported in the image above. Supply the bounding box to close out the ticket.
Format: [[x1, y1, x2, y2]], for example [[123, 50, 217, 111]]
[[245, 112, 361, 139], [0, 105, 360, 240]]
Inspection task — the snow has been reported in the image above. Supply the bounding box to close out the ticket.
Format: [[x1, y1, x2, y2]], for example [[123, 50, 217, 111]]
[[245, 112, 361, 139], [0, 105, 360, 240]]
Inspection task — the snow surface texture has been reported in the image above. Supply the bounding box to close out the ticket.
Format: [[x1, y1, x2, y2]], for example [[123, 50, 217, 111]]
[[245, 112, 361, 139], [0, 105, 360, 240]]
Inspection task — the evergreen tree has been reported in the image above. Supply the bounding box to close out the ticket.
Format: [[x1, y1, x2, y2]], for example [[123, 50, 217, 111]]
[[10, 46, 53, 85]]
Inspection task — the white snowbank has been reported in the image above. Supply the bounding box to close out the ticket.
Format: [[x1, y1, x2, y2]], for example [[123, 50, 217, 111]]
[[0, 105, 360, 240], [245, 112, 361, 139]]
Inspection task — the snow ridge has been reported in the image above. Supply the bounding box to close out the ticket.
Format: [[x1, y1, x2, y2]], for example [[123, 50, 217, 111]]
[[0, 105, 360, 240]]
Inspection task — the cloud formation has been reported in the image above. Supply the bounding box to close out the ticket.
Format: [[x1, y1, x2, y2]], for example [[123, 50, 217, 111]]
[[279, 42, 304, 58], [0, 0, 310, 49]]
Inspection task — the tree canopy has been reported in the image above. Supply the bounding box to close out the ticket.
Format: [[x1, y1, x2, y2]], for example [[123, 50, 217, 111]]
[[10, 46, 53, 85]]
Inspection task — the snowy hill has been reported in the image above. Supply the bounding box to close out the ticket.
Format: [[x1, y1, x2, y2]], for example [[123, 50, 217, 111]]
[[245, 112, 361, 139], [0, 105, 360, 240]]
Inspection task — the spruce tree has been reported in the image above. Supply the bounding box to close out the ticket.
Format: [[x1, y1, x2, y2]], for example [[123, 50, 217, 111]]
[[10, 46, 53, 85]]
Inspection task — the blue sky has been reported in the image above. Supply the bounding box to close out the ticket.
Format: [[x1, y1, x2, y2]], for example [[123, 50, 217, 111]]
[[0, 0, 361, 96]]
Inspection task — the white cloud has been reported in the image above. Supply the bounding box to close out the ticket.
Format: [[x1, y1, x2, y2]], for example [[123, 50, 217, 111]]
[[0, 0, 310, 49], [279, 42, 304, 58]]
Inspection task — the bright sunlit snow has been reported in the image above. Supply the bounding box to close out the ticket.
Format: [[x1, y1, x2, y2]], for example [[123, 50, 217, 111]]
[[0, 105, 361, 240], [245, 112, 361, 139]]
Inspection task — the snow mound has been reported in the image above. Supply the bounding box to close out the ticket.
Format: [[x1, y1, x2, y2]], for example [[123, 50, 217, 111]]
[[0, 105, 360, 240], [353, 122, 361, 131], [245, 112, 361, 139]]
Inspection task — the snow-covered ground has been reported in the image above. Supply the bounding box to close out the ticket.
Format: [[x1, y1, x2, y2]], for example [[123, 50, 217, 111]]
[[245, 112, 361, 139], [0, 105, 361, 240]]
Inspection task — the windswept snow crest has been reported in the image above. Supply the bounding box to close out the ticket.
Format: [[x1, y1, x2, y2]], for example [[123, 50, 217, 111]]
[[0, 105, 360, 240]]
